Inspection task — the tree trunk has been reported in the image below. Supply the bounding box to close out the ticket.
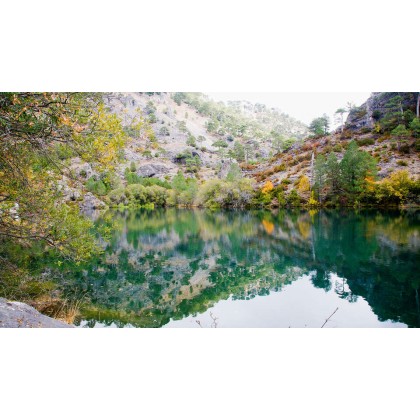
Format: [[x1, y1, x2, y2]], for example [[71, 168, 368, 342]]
[[309, 151, 315, 187], [417, 92, 420, 118]]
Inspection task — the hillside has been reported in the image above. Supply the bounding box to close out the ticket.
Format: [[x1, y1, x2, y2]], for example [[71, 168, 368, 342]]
[[105, 92, 309, 179], [244, 92, 420, 202], [38, 91, 419, 211]]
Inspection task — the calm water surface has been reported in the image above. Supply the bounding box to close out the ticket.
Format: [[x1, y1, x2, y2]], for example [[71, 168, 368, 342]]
[[60, 208, 420, 328]]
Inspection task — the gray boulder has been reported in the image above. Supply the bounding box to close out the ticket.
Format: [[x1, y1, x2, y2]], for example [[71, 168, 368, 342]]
[[0, 298, 73, 328], [79, 192, 106, 210], [137, 163, 170, 178]]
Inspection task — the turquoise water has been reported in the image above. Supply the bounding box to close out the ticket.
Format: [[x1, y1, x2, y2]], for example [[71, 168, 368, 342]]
[[60, 208, 420, 327]]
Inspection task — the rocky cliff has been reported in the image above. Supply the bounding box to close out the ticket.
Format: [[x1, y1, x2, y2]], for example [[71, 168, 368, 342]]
[[346, 92, 419, 130]]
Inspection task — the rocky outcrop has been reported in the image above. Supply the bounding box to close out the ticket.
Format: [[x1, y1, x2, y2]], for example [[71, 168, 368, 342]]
[[346, 92, 418, 131], [79, 192, 106, 211], [137, 163, 171, 178], [0, 298, 73, 328]]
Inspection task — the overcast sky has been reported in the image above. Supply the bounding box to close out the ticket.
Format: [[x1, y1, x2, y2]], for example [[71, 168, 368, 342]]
[[206, 92, 371, 128]]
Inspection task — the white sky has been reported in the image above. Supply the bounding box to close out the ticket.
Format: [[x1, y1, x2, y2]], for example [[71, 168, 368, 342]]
[[206, 92, 371, 128]]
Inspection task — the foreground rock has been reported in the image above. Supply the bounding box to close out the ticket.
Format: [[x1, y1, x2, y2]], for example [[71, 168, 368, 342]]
[[0, 298, 73, 328]]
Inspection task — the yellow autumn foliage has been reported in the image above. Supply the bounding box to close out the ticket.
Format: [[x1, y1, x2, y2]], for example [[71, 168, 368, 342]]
[[298, 175, 310, 192], [261, 180, 274, 194]]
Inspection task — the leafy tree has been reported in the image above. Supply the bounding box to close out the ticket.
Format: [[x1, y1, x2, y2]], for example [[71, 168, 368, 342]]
[[297, 175, 310, 192], [374, 170, 418, 205], [340, 141, 377, 196], [148, 112, 157, 123], [231, 141, 245, 162], [391, 124, 411, 150], [186, 135, 196, 147], [226, 163, 242, 182], [0, 92, 128, 295], [212, 140, 228, 151], [159, 126, 170, 136], [309, 114, 330, 136], [262, 181, 274, 194], [381, 95, 405, 131], [409, 118, 420, 138], [325, 153, 341, 195], [287, 189, 301, 207], [173, 92, 185, 106], [177, 120, 188, 133], [335, 108, 347, 132]]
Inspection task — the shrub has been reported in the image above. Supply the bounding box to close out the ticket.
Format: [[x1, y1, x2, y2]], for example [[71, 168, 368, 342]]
[[86, 177, 107, 196], [298, 175, 310, 192], [374, 170, 417, 205], [55, 144, 75, 160], [356, 138, 375, 147], [196, 178, 255, 209], [287, 189, 301, 207], [159, 126, 170, 136], [108, 188, 128, 205], [186, 135, 196, 147], [410, 118, 420, 138], [397, 160, 408, 166]]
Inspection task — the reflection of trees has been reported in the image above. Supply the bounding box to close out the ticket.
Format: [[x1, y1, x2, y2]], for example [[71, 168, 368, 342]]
[[60, 208, 420, 327]]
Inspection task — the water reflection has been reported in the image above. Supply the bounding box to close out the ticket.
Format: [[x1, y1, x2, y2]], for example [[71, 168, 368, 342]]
[[59, 208, 420, 327]]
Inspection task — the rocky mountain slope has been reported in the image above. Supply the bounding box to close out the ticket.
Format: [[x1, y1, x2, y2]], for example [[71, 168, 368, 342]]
[[245, 92, 420, 190], [61, 92, 419, 209]]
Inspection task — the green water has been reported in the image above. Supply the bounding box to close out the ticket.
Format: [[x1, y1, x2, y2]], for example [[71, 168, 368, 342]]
[[60, 208, 420, 328]]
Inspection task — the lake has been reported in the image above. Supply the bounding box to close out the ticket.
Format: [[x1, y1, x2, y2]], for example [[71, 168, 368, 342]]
[[60, 208, 420, 328]]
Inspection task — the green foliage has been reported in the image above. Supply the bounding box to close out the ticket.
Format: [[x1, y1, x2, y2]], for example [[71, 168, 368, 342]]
[[277, 189, 287, 207], [173, 92, 186, 106], [409, 118, 420, 138], [130, 161, 136, 172], [212, 140, 228, 149], [0, 92, 130, 298], [287, 189, 301, 207], [159, 126, 170, 136], [226, 163, 243, 182], [367, 170, 419, 205], [196, 178, 255, 209], [108, 184, 169, 208], [86, 177, 107, 196], [186, 135, 196, 147], [356, 138, 375, 146], [124, 168, 171, 188], [148, 112, 157, 123], [54, 144, 76, 160], [168, 171, 198, 206], [314, 141, 377, 203], [230, 141, 245, 162], [340, 141, 377, 196], [309, 114, 330, 136], [176, 120, 188, 133]]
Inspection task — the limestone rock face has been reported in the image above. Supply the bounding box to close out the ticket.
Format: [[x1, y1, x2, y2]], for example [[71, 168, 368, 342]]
[[346, 92, 418, 131], [0, 298, 73, 328], [137, 163, 171, 178], [79, 192, 106, 210]]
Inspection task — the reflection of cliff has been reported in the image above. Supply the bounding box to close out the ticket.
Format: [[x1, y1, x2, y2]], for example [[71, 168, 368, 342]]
[[61, 208, 420, 327]]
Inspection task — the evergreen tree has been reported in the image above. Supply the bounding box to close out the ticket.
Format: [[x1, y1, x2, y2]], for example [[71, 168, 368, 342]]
[[340, 141, 377, 196]]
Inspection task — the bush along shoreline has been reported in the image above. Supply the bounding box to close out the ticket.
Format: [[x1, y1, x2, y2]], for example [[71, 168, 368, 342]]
[[103, 142, 420, 211]]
